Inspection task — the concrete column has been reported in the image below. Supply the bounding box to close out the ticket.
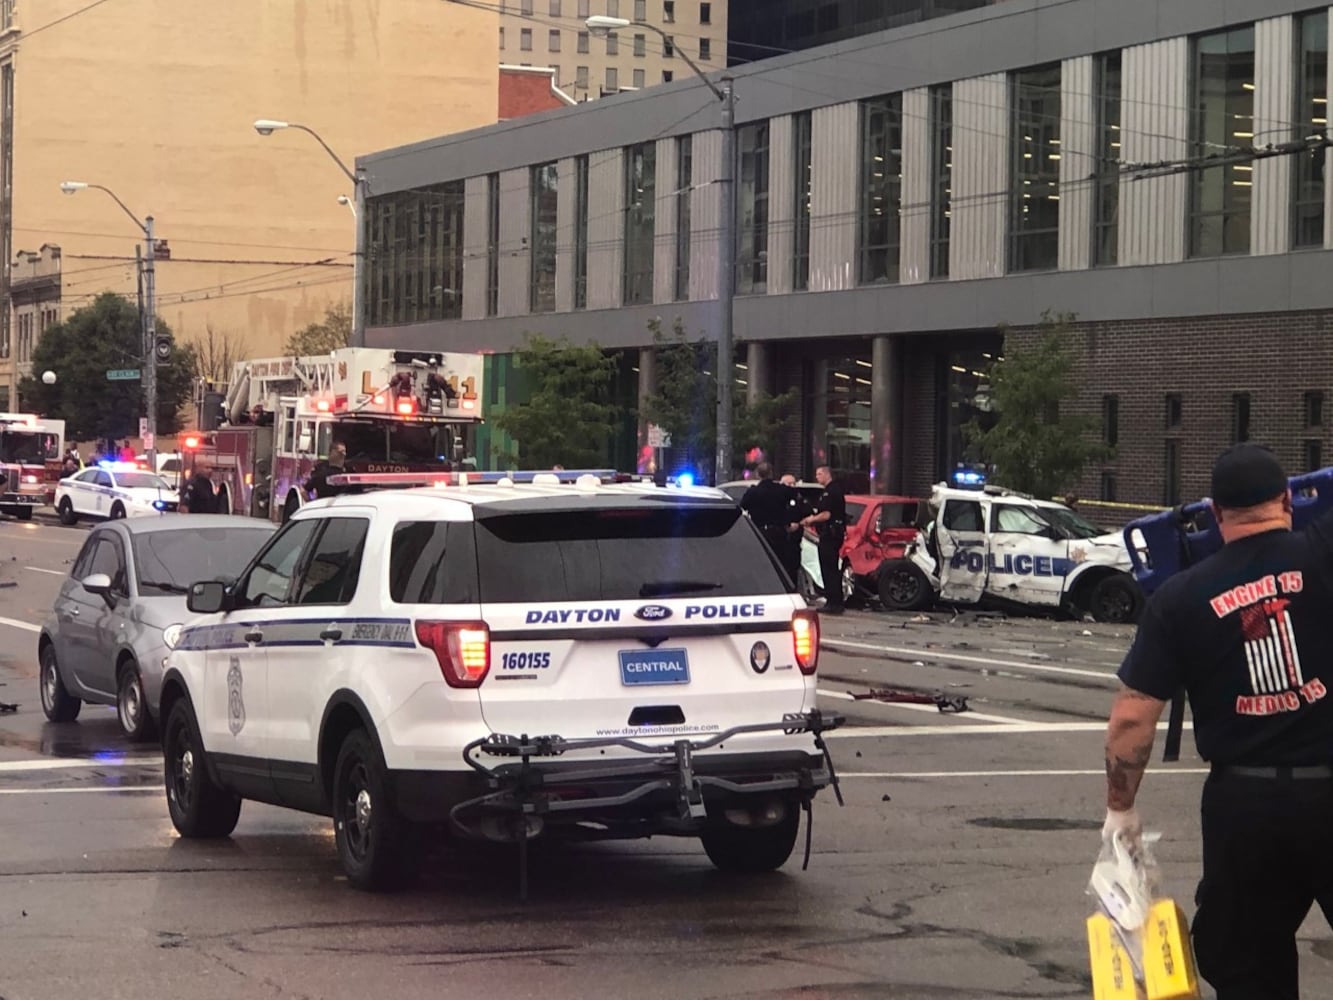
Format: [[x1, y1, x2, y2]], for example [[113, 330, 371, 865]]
[[745, 340, 769, 407], [636, 346, 657, 475], [870, 334, 904, 495]]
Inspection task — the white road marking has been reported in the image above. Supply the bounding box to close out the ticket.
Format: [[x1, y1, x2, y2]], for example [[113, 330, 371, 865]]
[[818, 687, 1027, 725], [0, 615, 40, 633], [824, 638, 1119, 682], [0, 757, 160, 772], [25, 566, 64, 576], [842, 768, 1209, 778], [0, 786, 160, 795], [828, 720, 1193, 738]]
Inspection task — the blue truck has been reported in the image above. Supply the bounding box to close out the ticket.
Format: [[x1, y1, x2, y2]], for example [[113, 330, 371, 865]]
[[1123, 467, 1333, 598]]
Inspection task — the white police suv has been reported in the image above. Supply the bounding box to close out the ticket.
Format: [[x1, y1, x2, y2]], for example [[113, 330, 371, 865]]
[[159, 474, 841, 891], [55, 463, 180, 524]]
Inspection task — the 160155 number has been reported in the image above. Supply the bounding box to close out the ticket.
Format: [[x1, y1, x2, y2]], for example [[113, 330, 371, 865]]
[[501, 651, 551, 670]]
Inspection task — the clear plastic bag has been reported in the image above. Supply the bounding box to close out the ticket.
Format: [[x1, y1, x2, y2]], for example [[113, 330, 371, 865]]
[[1087, 830, 1163, 981]]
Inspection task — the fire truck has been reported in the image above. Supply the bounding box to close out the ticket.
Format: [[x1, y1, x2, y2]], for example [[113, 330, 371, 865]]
[[186, 348, 484, 522], [0, 412, 66, 519]]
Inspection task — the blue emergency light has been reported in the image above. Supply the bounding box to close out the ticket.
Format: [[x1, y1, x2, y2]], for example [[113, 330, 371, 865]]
[[951, 467, 987, 489]]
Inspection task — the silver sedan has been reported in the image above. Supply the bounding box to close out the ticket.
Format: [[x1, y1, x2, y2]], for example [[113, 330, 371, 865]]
[[38, 515, 276, 740]]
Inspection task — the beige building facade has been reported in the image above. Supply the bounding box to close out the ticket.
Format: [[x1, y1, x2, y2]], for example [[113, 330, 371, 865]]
[[499, 0, 727, 99], [0, 0, 498, 410]]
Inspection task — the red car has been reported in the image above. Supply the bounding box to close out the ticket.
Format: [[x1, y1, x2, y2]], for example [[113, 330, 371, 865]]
[[799, 493, 923, 606]]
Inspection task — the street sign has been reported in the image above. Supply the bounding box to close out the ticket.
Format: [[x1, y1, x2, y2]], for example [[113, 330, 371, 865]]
[[106, 369, 141, 381], [142, 433, 155, 451], [139, 418, 149, 439], [647, 424, 671, 449]]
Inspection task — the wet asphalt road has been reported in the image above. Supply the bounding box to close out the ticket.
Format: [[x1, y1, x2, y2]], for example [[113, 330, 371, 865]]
[[1, 516, 1330, 999]]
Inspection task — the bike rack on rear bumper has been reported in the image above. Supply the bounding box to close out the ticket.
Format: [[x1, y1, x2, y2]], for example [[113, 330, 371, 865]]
[[450, 710, 845, 900]]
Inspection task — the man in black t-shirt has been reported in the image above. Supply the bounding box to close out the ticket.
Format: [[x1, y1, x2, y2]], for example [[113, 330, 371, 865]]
[[1104, 444, 1333, 999], [802, 465, 848, 614], [740, 462, 802, 585]]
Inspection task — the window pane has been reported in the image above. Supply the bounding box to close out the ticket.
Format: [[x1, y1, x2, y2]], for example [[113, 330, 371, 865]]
[[530, 162, 558, 313], [486, 174, 500, 317], [623, 141, 656, 304], [1190, 26, 1254, 257], [367, 183, 466, 326], [700, 38, 711, 61], [295, 518, 369, 605], [549, 29, 561, 51], [1009, 63, 1061, 272], [577, 31, 589, 53], [241, 520, 318, 607], [606, 65, 618, 90], [930, 84, 952, 278], [574, 155, 590, 309], [634, 33, 645, 56], [633, 68, 644, 89], [390, 522, 479, 603], [675, 136, 692, 300], [793, 110, 812, 290], [606, 31, 618, 55], [1294, 11, 1327, 248], [1094, 51, 1122, 266], [520, 27, 532, 50], [859, 94, 903, 284], [737, 121, 770, 294]]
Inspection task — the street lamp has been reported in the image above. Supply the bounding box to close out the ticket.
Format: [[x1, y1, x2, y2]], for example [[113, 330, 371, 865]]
[[59, 179, 161, 470], [586, 15, 736, 484], [337, 194, 357, 218], [41, 371, 56, 386], [254, 118, 368, 347]]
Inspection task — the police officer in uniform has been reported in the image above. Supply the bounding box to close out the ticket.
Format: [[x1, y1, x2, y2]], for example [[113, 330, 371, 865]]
[[741, 462, 802, 585], [1104, 444, 1333, 999], [184, 460, 217, 515], [803, 464, 848, 614], [305, 441, 348, 500]]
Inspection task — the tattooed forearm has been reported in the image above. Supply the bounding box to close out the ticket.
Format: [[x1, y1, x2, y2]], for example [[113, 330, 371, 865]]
[[1104, 686, 1166, 811], [1105, 740, 1154, 811]]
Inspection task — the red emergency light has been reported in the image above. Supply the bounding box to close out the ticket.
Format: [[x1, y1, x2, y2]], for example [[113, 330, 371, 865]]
[[396, 399, 416, 415], [183, 435, 202, 450], [315, 399, 331, 413]]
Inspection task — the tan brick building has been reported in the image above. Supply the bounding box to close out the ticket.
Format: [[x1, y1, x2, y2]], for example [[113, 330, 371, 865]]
[[499, 0, 727, 99], [0, 0, 498, 410]]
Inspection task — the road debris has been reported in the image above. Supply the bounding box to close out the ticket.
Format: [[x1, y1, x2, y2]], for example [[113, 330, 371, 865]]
[[851, 688, 970, 713]]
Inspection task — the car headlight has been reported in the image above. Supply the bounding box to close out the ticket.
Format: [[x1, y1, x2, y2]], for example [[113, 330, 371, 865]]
[[162, 624, 184, 650]]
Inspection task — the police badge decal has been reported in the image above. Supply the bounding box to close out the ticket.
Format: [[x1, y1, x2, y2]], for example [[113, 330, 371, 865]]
[[227, 655, 246, 735]]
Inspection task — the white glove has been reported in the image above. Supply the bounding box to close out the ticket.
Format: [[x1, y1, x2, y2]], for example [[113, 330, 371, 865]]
[[1102, 807, 1142, 848]]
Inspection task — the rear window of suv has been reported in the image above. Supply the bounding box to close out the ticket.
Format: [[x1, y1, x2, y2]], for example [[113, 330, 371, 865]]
[[474, 505, 787, 603]]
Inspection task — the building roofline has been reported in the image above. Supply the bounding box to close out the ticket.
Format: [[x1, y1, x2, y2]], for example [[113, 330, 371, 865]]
[[499, 63, 578, 107]]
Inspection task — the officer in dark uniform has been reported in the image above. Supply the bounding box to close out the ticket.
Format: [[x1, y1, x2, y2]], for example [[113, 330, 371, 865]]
[[740, 462, 802, 584], [1104, 444, 1333, 999], [184, 460, 217, 515], [802, 464, 848, 614], [305, 441, 348, 500]]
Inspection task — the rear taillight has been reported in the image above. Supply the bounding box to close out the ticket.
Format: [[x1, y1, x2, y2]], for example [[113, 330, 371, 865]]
[[792, 610, 819, 675], [414, 621, 490, 688]]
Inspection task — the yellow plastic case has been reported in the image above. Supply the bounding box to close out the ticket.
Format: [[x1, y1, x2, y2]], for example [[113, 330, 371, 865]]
[[1141, 899, 1201, 1000], [1086, 913, 1144, 1000]]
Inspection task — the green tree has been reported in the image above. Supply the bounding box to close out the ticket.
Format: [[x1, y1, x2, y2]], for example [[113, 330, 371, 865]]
[[962, 311, 1111, 497], [284, 301, 352, 355], [492, 333, 620, 469], [642, 317, 798, 480], [18, 292, 195, 442]]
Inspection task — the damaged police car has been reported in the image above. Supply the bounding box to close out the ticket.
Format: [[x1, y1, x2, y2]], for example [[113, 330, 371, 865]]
[[158, 473, 841, 891]]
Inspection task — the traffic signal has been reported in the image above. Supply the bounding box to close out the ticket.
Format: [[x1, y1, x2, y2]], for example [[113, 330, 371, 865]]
[[154, 336, 172, 362]]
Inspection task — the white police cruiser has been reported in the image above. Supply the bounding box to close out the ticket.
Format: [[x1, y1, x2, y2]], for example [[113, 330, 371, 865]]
[[877, 483, 1143, 623], [159, 472, 841, 891], [55, 462, 180, 524]]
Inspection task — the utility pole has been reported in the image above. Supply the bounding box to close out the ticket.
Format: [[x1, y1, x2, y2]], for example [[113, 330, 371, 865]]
[[144, 215, 158, 470], [714, 76, 736, 486], [352, 166, 368, 347]]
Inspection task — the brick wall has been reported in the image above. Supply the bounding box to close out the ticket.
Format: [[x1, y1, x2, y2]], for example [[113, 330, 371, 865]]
[[1003, 309, 1333, 507]]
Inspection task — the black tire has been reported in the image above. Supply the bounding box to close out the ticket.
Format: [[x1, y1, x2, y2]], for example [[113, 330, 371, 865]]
[[39, 643, 81, 723], [877, 560, 933, 611], [109, 501, 126, 520], [58, 498, 78, 526], [701, 800, 801, 873], [1089, 573, 1143, 625], [163, 700, 242, 838], [332, 728, 411, 891], [13, 506, 32, 521], [116, 661, 155, 742]]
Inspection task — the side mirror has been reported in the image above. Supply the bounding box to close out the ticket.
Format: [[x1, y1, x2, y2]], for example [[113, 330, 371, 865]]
[[188, 580, 231, 614], [81, 573, 113, 596]]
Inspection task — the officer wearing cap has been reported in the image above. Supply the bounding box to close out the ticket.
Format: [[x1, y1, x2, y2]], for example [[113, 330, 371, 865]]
[[741, 462, 802, 585], [1103, 443, 1333, 999]]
